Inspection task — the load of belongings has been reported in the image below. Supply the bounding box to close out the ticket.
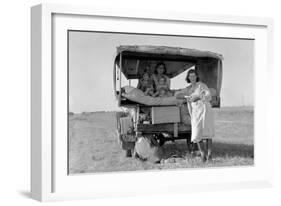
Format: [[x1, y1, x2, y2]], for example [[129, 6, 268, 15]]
[[134, 135, 163, 163]]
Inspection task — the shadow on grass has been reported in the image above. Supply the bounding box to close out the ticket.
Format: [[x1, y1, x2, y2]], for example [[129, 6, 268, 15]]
[[161, 141, 254, 159], [212, 142, 254, 158], [18, 190, 31, 199]]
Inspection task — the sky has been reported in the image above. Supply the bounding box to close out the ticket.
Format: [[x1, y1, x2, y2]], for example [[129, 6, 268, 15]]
[[69, 31, 254, 113]]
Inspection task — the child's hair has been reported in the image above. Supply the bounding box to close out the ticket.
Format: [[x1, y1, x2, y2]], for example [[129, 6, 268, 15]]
[[142, 72, 150, 78]]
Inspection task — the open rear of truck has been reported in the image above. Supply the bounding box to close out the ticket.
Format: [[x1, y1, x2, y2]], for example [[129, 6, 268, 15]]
[[113, 45, 223, 156]]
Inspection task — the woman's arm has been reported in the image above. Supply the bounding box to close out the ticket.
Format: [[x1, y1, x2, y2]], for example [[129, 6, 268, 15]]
[[189, 95, 201, 102], [153, 90, 159, 97], [137, 79, 142, 89], [166, 76, 171, 88], [152, 74, 158, 87], [199, 83, 212, 102], [175, 88, 188, 99]]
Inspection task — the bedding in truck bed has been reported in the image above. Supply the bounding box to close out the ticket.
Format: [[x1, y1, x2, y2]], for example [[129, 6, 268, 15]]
[[121, 86, 185, 106]]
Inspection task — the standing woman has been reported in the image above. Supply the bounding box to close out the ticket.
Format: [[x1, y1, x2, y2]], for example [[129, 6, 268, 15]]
[[152, 62, 170, 89], [176, 69, 215, 162]]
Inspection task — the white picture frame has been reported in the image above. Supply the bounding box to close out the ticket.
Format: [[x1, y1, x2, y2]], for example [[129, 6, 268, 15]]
[[31, 3, 274, 202]]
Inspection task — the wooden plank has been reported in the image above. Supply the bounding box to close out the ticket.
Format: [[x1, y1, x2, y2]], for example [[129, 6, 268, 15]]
[[174, 123, 178, 137], [136, 123, 191, 133], [151, 106, 180, 124]]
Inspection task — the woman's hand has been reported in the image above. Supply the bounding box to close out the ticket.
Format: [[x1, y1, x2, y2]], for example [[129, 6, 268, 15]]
[[190, 95, 201, 102], [185, 95, 200, 102], [176, 93, 186, 99], [184, 95, 191, 102]]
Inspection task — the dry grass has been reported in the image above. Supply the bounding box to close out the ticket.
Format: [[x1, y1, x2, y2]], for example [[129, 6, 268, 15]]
[[68, 107, 254, 174]]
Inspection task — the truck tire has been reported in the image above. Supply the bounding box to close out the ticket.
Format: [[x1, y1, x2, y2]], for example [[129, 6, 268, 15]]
[[125, 149, 132, 157], [158, 134, 166, 146]]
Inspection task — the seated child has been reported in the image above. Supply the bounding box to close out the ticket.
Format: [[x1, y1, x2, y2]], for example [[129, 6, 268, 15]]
[[137, 72, 154, 96], [153, 76, 173, 97], [155, 87, 173, 98]]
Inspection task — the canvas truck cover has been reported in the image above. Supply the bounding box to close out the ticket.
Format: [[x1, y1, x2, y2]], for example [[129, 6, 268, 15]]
[[113, 45, 223, 107]]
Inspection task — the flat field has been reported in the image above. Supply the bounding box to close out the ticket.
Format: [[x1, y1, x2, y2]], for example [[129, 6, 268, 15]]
[[68, 107, 254, 174]]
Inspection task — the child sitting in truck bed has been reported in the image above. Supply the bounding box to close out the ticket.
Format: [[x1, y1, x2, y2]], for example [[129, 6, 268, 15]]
[[153, 76, 173, 97], [137, 72, 154, 96]]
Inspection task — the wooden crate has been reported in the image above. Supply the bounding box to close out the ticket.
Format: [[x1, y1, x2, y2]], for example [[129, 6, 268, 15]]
[[151, 106, 180, 124]]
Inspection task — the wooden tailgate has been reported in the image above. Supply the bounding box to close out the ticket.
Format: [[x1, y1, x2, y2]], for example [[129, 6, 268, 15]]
[[151, 106, 180, 124]]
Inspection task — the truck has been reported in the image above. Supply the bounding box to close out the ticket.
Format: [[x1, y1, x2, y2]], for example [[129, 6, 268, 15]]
[[113, 45, 223, 157]]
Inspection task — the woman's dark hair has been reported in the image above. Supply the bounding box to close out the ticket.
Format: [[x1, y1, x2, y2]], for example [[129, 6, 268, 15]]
[[154, 62, 167, 74], [185, 69, 200, 83]]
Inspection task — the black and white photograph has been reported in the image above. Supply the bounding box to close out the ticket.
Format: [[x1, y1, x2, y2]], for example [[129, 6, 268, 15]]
[[68, 31, 254, 174], [2, 0, 280, 204]]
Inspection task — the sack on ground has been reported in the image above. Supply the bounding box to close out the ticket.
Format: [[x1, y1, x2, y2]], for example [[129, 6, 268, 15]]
[[134, 136, 163, 163]]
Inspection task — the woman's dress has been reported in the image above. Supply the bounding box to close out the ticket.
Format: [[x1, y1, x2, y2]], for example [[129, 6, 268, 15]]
[[179, 82, 215, 143]]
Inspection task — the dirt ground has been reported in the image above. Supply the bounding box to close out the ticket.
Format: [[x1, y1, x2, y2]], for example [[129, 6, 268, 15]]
[[68, 107, 254, 174]]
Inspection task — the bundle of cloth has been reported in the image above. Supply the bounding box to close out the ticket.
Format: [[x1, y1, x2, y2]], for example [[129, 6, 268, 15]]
[[121, 86, 185, 106]]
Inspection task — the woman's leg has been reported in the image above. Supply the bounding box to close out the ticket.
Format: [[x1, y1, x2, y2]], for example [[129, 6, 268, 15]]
[[206, 139, 212, 160], [196, 140, 206, 162]]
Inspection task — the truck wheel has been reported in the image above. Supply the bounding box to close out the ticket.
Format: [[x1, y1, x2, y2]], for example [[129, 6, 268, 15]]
[[125, 149, 132, 157], [186, 141, 190, 153], [181, 133, 192, 153], [186, 137, 191, 153], [159, 137, 165, 146], [155, 134, 165, 146]]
